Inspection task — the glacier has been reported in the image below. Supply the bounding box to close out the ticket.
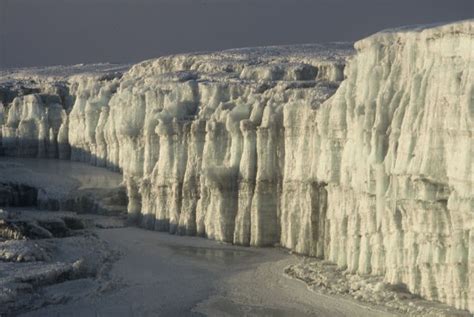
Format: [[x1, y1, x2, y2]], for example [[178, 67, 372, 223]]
[[0, 20, 472, 312]]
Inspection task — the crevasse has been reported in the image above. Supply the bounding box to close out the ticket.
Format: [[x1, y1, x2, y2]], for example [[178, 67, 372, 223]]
[[0, 20, 472, 311]]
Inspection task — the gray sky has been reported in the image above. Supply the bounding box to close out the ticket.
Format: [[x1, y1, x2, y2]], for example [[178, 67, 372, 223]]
[[0, 0, 472, 68]]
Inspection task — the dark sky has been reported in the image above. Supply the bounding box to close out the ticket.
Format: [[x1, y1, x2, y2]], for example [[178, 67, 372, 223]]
[[0, 0, 472, 68]]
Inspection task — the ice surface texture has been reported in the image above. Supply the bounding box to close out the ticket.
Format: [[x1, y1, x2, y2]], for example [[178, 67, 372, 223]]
[[1, 20, 473, 311]]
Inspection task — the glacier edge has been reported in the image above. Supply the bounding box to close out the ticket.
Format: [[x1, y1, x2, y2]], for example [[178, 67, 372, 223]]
[[0, 20, 473, 312]]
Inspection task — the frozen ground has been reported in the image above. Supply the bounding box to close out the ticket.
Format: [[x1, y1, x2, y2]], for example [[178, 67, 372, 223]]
[[0, 208, 124, 315], [0, 158, 127, 315], [19, 227, 394, 317], [0, 158, 394, 316], [3, 218, 470, 317]]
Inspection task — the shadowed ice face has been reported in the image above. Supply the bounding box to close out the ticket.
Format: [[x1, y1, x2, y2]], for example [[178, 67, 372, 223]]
[[0, 0, 472, 68]]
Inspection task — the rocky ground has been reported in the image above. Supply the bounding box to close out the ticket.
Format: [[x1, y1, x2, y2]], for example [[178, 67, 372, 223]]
[[0, 157, 128, 316], [0, 208, 125, 316], [285, 259, 471, 317]]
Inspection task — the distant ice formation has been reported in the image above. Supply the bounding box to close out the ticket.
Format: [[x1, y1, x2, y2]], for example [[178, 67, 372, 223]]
[[0, 20, 472, 312]]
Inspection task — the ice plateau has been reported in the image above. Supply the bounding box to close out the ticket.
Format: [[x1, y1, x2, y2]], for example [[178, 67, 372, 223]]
[[0, 20, 473, 312]]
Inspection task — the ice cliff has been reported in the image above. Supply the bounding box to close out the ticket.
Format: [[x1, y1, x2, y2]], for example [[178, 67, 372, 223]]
[[1, 20, 473, 312]]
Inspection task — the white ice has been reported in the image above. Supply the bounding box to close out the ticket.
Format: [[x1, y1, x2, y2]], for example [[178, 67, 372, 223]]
[[0, 20, 472, 312]]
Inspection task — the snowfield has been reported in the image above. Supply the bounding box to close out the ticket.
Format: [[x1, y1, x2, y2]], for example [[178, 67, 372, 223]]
[[0, 19, 473, 314]]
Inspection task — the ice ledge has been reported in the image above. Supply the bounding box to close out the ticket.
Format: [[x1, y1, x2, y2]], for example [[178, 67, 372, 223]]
[[356, 18, 474, 49]]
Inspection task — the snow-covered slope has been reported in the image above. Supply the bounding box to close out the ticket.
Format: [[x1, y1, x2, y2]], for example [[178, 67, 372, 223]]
[[1, 20, 473, 311]]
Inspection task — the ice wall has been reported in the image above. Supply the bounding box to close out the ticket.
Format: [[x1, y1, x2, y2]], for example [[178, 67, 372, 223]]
[[0, 20, 473, 311], [317, 21, 473, 311]]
